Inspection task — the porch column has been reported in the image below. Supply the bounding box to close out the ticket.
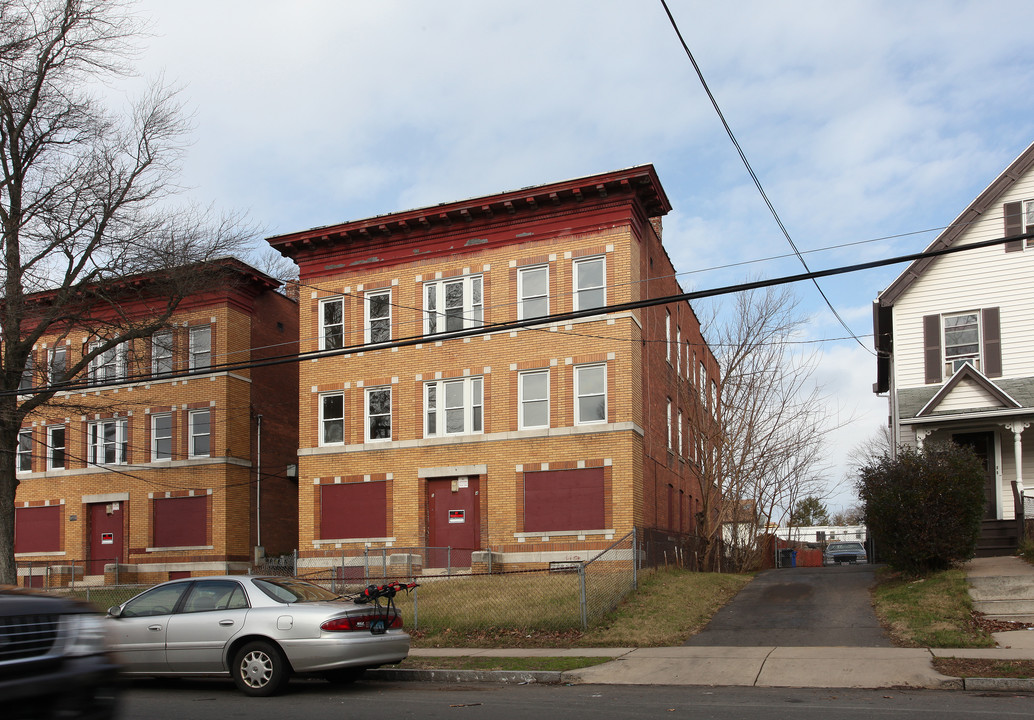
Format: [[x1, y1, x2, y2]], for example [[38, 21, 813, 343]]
[[915, 428, 934, 449], [1004, 421, 1029, 496]]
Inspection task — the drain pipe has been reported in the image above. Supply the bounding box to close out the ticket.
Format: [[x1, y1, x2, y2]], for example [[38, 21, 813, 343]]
[[256, 414, 262, 550]]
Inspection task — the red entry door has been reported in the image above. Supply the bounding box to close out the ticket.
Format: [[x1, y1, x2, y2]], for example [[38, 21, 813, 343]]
[[427, 477, 481, 568], [88, 501, 125, 576]]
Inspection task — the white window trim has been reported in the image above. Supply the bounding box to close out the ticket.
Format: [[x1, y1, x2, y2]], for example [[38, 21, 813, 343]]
[[152, 331, 173, 377], [574, 363, 607, 426], [942, 311, 981, 374], [518, 369, 550, 430], [320, 296, 345, 350], [365, 386, 392, 443], [88, 418, 128, 466], [189, 409, 211, 458], [88, 342, 127, 385], [47, 425, 66, 471], [319, 392, 345, 446], [424, 376, 483, 437], [364, 289, 392, 344], [666, 398, 673, 451], [423, 274, 484, 335], [188, 325, 211, 370], [665, 311, 671, 364], [573, 255, 606, 312], [49, 346, 67, 385], [678, 410, 684, 458], [17, 429, 32, 473], [676, 328, 682, 376], [151, 413, 173, 462], [517, 264, 549, 321]]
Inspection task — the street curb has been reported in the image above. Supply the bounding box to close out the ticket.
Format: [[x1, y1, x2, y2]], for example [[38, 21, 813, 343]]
[[962, 677, 1034, 692], [368, 668, 564, 684]]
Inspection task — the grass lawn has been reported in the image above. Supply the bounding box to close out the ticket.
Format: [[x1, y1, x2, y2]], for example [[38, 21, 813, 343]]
[[409, 568, 752, 648], [871, 567, 994, 648]]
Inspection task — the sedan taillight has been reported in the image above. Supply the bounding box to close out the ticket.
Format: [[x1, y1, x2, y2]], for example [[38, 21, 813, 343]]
[[321, 612, 403, 633]]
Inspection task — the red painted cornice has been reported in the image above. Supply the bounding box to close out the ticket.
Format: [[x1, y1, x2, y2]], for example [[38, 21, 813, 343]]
[[267, 165, 669, 278]]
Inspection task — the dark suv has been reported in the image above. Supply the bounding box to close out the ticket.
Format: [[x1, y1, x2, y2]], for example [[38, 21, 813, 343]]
[[1, 586, 120, 719]]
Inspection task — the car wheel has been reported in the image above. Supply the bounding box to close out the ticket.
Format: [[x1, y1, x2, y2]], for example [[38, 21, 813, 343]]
[[323, 667, 366, 684], [232, 641, 290, 697]]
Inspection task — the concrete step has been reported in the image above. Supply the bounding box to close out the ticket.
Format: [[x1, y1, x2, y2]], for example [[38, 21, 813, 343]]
[[969, 576, 1034, 601], [972, 598, 1034, 617]]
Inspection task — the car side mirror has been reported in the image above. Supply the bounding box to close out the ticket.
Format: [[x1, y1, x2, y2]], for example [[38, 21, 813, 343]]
[[107, 606, 122, 618]]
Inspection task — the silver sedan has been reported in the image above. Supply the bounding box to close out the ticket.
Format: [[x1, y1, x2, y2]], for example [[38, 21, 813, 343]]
[[107, 576, 410, 696]]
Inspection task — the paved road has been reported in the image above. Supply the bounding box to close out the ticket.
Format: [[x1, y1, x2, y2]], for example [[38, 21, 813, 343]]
[[686, 564, 892, 647], [119, 679, 1034, 719]]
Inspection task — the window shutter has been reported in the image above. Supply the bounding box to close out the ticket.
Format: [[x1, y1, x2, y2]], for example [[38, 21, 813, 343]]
[[982, 307, 1002, 377], [923, 314, 942, 384], [1004, 202, 1023, 252]]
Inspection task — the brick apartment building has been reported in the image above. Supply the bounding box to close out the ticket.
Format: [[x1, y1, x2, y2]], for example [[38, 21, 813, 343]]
[[13, 259, 299, 585], [268, 166, 720, 573]]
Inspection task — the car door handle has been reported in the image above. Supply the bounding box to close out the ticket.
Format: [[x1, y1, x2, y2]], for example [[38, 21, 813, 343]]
[[218, 620, 235, 626], [148, 625, 163, 631]]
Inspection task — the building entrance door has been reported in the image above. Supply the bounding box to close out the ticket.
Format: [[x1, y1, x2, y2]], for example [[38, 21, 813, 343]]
[[88, 501, 125, 576], [426, 477, 481, 568], [953, 431, 997, 519]]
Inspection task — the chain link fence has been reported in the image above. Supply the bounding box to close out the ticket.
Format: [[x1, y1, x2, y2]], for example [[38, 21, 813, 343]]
[[19, 530, 649, 632]]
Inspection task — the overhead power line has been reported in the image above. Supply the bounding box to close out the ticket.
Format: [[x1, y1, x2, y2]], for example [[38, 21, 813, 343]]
[[9, 228, 1029, 399], [658, 0, 872, 354]]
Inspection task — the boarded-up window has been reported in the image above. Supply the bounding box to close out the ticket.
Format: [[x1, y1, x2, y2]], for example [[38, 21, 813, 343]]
[[15, 506, 61, 553], [321, 482, 387, 540], [524, 468, 605, 532], [153, 495, 207, 548]]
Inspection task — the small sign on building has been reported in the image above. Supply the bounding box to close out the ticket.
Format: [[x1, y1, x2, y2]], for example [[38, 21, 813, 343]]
[[448, 510, 465, 524]]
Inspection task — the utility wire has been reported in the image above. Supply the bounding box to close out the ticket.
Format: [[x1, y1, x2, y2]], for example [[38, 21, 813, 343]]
[[658, 0, 873, 355], [9, 227, 1030, 399]]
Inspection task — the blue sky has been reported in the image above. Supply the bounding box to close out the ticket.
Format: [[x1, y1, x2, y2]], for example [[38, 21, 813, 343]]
[[129, 0, 1034, 511]]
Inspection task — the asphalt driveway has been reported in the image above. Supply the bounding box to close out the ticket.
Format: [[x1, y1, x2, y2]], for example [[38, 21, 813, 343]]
[[685, 565, 892, 647]]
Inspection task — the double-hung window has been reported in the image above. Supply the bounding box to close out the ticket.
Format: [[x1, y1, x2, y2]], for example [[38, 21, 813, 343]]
[[19, 353, 34, 392], [366, 387, 392, 442], [152, 331, 173, 377], [189, 410, 210, 457], [365, 290, 391, 344], [189, 326, 211, 370], [424, 275, 483, 334], [574, 364, 607, 425], [666, 398, 673, 451], [676, 328, 682, 376], [943, 312, 980, 373], [17, 430, 32, 472], [665, 311, 672, 364], [48, 426, 66, 470], [152, 414, 173, 461], [574, 256, 605, 311], [518, 370, 549, 430], [425, 377, 483, 436], [517, 265, 549, 320], [320, 392, 344, 445], [49, 346, 67, 385], [320, 297, 345, 350], [88, 342, 126, 385], [89, 419, 128, 465]]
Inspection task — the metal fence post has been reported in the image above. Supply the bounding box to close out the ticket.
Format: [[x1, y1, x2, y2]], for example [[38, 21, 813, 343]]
[[447, 547, 451, 576], [115, 556, 119, 586], [412, 585, 419, 631], [632, 528, 638, 590], [382, 548, 387, 579], [578, 563, 588, 630]]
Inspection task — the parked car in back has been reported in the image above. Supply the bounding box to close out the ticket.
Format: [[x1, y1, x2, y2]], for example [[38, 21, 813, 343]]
[[823, 541, 868, 566], [106, 576, 410, 696], [1, 585, 120, 719]]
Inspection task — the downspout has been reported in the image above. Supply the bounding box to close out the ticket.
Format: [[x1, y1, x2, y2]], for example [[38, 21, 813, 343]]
[[256, 414, 262, 549]]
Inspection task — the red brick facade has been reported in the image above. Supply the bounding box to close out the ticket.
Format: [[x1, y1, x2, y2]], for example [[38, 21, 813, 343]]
[[269, 166, 719, 571], [13, 261, 299, 585]]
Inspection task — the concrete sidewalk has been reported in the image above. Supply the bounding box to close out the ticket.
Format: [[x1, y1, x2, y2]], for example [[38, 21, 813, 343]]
[[387, 630, 1034, 690]]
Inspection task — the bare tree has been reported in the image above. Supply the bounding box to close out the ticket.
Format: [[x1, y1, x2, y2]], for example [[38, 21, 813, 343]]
[[0, 0, 251, 584], [694, 286, 836, 570]]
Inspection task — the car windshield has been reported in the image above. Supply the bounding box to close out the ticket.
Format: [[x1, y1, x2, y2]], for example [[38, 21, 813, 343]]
[[252, 578, 341, 603]]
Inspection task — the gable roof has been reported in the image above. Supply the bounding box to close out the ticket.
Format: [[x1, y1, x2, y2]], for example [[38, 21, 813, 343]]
[[878, 141, 1034, 307], [915, 363, 1021, 418]]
